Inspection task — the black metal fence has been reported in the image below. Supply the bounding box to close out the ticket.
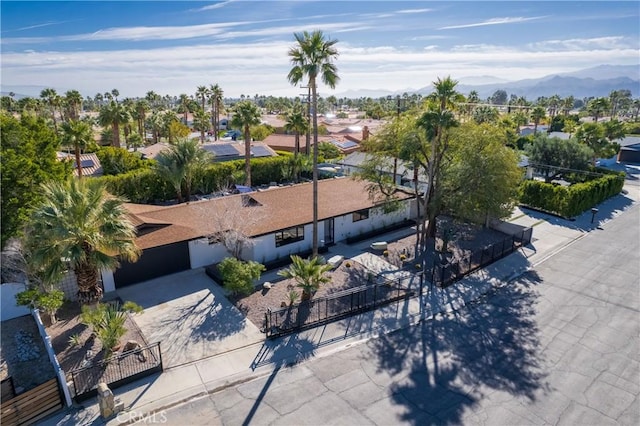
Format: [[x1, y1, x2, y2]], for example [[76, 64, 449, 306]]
[[265, 279, 415, 338], [431, 227, 533, 288], [70, 342, 163, 402]]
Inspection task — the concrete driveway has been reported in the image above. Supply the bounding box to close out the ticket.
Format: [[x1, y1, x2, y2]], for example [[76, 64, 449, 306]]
[[116, 268, 264, 368]]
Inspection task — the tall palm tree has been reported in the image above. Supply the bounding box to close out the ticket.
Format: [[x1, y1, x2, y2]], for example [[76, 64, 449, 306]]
[[196, 85, 209, 114], [284, 109, 309, 182], [209, 84, 224, 141], [417, 76, 461, 246], [133, 99, 150, 140], [531, 106, 546, 134], [587, 97, 610, 122], [192, 107, 210, 144], [230, 101, 262, 187], [178, 93, 191, 125], [61, 120, 93, 179], [287, 30, 340, 257], [155, 139, 212, 203], [64, 90, 83, 121], [98, 101, 130, 148], [24, 179, 140, 304], [278, 255, 332, 301], [40, 88, 60, 132]]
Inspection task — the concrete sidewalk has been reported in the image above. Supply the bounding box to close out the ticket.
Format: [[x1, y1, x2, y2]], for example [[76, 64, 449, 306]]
[[41, 184, 638, 426]]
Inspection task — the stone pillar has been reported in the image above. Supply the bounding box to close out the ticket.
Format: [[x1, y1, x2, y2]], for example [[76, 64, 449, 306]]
[[97, 382, 115, 418]]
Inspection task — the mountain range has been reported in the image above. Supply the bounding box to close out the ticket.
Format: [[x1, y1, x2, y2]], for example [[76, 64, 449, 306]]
[[337, 65, 640, 100]]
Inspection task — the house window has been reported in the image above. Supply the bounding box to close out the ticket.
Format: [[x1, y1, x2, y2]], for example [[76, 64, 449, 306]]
[[275, 226, 304, 247], [352, 209, 369, 222]]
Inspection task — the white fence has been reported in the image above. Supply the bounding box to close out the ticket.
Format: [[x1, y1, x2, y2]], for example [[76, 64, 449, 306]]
[[31, 309, 73, 407], [0, 283, 30, 321]]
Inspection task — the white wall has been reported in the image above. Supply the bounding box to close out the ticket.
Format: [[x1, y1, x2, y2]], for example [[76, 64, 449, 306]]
[[250, 223, 314, 264], [189, 238, 229, 268], [334, 200, 413, 242], [1, 282, 30, 321]]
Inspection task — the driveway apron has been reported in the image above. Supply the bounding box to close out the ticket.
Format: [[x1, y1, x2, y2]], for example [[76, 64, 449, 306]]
[[116, 268, 264, 368]]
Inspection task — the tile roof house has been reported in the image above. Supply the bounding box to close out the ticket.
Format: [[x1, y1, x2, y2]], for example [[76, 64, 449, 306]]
[[57, 152, 103, 177], [106, 177, 417, 288]]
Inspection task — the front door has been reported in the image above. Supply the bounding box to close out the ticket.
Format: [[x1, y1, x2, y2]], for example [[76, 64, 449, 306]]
[[324, 218, 335, 245]]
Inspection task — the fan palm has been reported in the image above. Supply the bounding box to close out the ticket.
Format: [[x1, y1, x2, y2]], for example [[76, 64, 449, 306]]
[[209, 84, 224, 140], [278, 255, 332, 301], [24, 179, 140, 304], [230, 101, 262, 186], [98, 101, 130, 148], [287, 30, 340, 256], [155, 138, 212, 203], [61, 120, 94, 179]]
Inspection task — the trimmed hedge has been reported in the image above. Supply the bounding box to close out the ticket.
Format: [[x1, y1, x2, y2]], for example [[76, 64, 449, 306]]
[[519, 173, 624, 218], [96, 155, 293, 203]]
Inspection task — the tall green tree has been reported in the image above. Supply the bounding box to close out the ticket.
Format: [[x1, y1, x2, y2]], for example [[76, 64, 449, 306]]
[[287, 30, 340, 257], [283, 109, 309, 180], [39, 88, 60, 132], [192, 107, 210, 144], [445, 122, 522, 224], [587, 97, 611, 122], [231, 101, 262, 187], [531, 106, 546, 134], [209, 84, 224, 141], [24, 179, 140, 304], [1, 114, 70, 247], [64, 90, 83, 121], [525, 134, 593, 182], [61, 119, 94, 179], [575, 122, 621, 165]]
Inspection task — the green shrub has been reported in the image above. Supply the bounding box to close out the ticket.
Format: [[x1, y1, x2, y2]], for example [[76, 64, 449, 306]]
[[80, 301, 140, 357], [519, 173, 624, 217], [96, 147, 149, 175], [217, 257, 265, 296], [15, 288, 64, 323]]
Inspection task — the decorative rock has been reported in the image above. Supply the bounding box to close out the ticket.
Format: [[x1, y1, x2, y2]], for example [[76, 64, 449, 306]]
[[263, 282, 272, 290], [328, 255, 344, 269], [97, 382, 116, 418], [137, 349, 148, 362], [371, 241, 388, 251], [123, 340, 141, 352]]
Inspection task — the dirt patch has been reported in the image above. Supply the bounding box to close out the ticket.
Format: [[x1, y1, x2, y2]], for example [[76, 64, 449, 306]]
[[233, 219, 509, 331], [0, 315, 55, 392], [46, 300, 148, 375], [234, 261, 371, 331]]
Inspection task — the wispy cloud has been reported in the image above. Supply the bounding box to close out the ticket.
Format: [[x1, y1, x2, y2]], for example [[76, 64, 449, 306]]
[[396, 9, 433, 14], [191, 0, 235, 12], [529, 36, 635, 50], [410, 35, 451, 41], [2, 20, 78, 34], [439, 16, 545, 30]]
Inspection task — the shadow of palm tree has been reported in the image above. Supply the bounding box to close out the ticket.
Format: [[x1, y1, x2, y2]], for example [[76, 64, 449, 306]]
[[367, 270, 548, 424]]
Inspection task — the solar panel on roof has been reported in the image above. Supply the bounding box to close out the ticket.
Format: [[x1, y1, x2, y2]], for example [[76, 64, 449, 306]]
[[331, 140, 358, 149], [250, 146, 272, 157], [207, 144, 239, 157], [74, 159, 95, 169]]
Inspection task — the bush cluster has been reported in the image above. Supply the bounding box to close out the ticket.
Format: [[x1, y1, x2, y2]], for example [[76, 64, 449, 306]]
[[519, 173, 624, 217]]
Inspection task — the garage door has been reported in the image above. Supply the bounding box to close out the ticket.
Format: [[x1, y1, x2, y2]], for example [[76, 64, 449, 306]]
[[114, 242, 190, 288]]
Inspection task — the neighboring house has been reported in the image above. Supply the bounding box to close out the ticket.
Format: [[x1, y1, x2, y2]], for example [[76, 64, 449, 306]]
[[262, 133, 362, 155], [137, 142, 277, 162], [105, 178, 417, 288], [519, 125, 549, 136], [57, 152, 103, 177], [617, 136, 640, 163], [336, 152, 428, 191]]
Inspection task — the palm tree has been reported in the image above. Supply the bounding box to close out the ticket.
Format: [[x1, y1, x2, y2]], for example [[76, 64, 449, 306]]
[[230, 101, 262, 186], [40, 88, 60, 132], [178, 93, 191, 125], [64, 90, 83, 121], [61, 120, 93, 179], [284, 109, 309, 182], [287, 30, 340, 257], [196, 85, 209, 115], [192, 107, 210, 144], [278, 255, 332, 301], [531, 106, 546, 134], [133, 99, 150, 141], [587, 97, 611, 122], [98, 101, 130, 148], [416, 76, 462, 246], [209, 84, 224, 141], [24, 179, 140, 304], [155, 139, 212, 203]]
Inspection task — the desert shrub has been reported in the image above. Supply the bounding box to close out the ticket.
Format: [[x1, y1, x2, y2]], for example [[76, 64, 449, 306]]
[[217, 257, 265, 296]]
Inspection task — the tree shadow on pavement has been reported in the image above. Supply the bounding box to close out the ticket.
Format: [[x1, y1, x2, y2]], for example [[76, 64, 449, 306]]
[[366, 270, 548, 425]]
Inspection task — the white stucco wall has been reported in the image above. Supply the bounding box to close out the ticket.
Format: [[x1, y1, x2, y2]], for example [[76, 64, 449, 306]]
[[1, 282, 30, 320], [189, 238, 230, 268], [251, 223, 315, 264]]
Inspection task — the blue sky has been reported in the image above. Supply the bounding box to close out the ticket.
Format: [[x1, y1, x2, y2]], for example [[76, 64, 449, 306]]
[[1, 1, 638, 98]]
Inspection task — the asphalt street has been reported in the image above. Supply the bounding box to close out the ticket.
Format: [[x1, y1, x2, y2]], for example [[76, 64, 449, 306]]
[[149, 204, 640, 425]]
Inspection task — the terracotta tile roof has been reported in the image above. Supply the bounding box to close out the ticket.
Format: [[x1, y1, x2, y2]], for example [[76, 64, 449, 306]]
[[125, 177, 414, 249]]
